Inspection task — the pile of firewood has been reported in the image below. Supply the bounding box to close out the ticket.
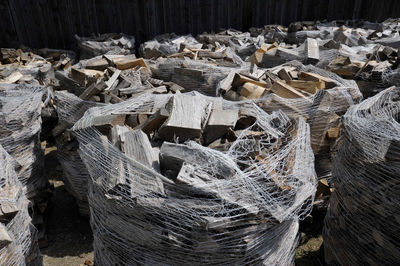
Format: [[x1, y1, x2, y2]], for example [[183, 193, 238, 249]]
[[75, 33, 135, 59], [0, 146, 42, 265], [323, 87, 400, 265], [72, 92, 316, 265], [1, 17, 399, 265], [0, 84, 45, 199]]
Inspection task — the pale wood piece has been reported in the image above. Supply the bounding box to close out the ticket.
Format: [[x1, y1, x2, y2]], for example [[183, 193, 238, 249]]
[[287, 80, 321, 94], [203, 109, 238, 145], [123, 129, 160, 171], [158, 94, 208, 142], [271, 80, 310, 100], [114, 57, 148, 70], [299, 72, 337, 89], [239, 82, 266, 99], [304, 38, 320, 63]]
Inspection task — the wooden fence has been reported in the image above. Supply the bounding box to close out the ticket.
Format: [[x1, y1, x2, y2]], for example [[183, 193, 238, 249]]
[[0, 0, 399, 49]]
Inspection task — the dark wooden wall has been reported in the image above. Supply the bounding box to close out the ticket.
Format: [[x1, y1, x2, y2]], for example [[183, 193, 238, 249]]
[[0, 0, 399, 49]]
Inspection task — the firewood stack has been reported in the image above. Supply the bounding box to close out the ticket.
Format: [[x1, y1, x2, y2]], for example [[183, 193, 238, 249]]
[[71, 92, 317, 265], [75, 33, 135, 59], [0, 84, 45, 199], [323, 87, 400, 265], [219, 61, 362, 178], [52, 91, 104, 216], [0, 48, 53, 85], [0, 145, 42, 265]]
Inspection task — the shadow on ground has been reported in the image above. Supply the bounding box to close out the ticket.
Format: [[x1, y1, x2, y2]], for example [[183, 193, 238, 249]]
[[41, 148, 94, 266]]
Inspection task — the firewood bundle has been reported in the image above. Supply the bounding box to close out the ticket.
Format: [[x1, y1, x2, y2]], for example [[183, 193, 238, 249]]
[[0, 48, 53, 85], [72, 92, 316, 265], [220, 61, 362, 178], [323, 87, 400, 265], [75, 33, 135, 59], [0, 84, 45, 198], [52, 91, 104, 216], [0, 145, 42, 265]]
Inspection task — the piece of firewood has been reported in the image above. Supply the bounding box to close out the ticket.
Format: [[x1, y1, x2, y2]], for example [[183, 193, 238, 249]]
[[277, 68, 292, 81], [203, 109, 238, 145], [79, 80, 107, 100], [158, 94, 208, 142], [304, 38, 320, 64], [232, 73, 268, 88], [114, 57, 148, 70], [287, 80, 321, 94], [55, 70, 85, 95], [239, 82, 266, 99], [123, 129, 160, 171], [0, 224, 12, 249], [299, 72, 336, 89], [271, 80, 311, 100]]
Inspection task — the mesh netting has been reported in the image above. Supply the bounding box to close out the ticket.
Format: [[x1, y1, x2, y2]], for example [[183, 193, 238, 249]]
[[54, 90, 105, 216], [151, 58, 247, 96], [140, 34, 202, 59], [220, 61, 362, 179], [382, 68, 400, 87], [323, 87, 400, 265], [0, 145, 42, 265], [75, 33, 135, 59], [0, 83, 45, 198], [72, 92, 316, 265]]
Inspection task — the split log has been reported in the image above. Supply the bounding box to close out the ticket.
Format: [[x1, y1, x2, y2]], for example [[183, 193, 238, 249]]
[[203, 109, 238, 145], [158, 94, 208, 142]]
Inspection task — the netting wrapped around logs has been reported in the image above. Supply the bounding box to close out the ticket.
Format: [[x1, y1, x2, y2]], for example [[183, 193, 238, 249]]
[[0, 83, 45, 198], [262, 61, 362, 179], [53, 90, 104, 216], [323, 87, 400, 265], [0, 145, 42, 265], [72, 92, 317, 265]]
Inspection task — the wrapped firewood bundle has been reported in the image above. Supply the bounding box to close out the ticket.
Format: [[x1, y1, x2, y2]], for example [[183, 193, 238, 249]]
[[52, 91, 104, 216], [151, 58, 244, 96], [0, 84, 45, 198], [72, 92, 317, 265], [220, 61, 362, 179], [0, 145, 42, 265], [323, 87, 400, 265], [75, 33, 135, 59], [139, 34, 202, 59]]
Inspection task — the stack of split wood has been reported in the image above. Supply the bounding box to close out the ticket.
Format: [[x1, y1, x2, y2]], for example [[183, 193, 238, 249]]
[[72, 92, 316, 265], [52, 91, 103, 216], [324, 87, 400, 265], [0, 48, 53, 85], [0, 84, 45, 199], [75, 33, 135, 59], [219, 61, 361, 178], [0, 145, 42, 265], [55, 55, 184, 103]]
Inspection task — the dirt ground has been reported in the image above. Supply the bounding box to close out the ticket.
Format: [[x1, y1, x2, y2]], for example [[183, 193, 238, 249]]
[[40, 146, 324, 266], [41, 148, 94, 266]]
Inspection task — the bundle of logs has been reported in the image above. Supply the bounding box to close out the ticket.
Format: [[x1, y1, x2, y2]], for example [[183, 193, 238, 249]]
[[323, 87, 400, 265], [72, 92, 316, 265], [0, 17, 399, 265], [0, 146, 41, 265]]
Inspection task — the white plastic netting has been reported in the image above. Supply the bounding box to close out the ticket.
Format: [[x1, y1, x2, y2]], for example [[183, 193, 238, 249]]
[[382, 68, 400, 87], [72, 92, 317, 265], [0, 145, 42, 265], [323, 87, 400, 265], [75, 33, 136, 59], [0, 83, 45, 198], [54, 90, 105, 216], [151, 58, 246, 96], [140, 34, 202, 59], [221, 61, 362, 179]]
